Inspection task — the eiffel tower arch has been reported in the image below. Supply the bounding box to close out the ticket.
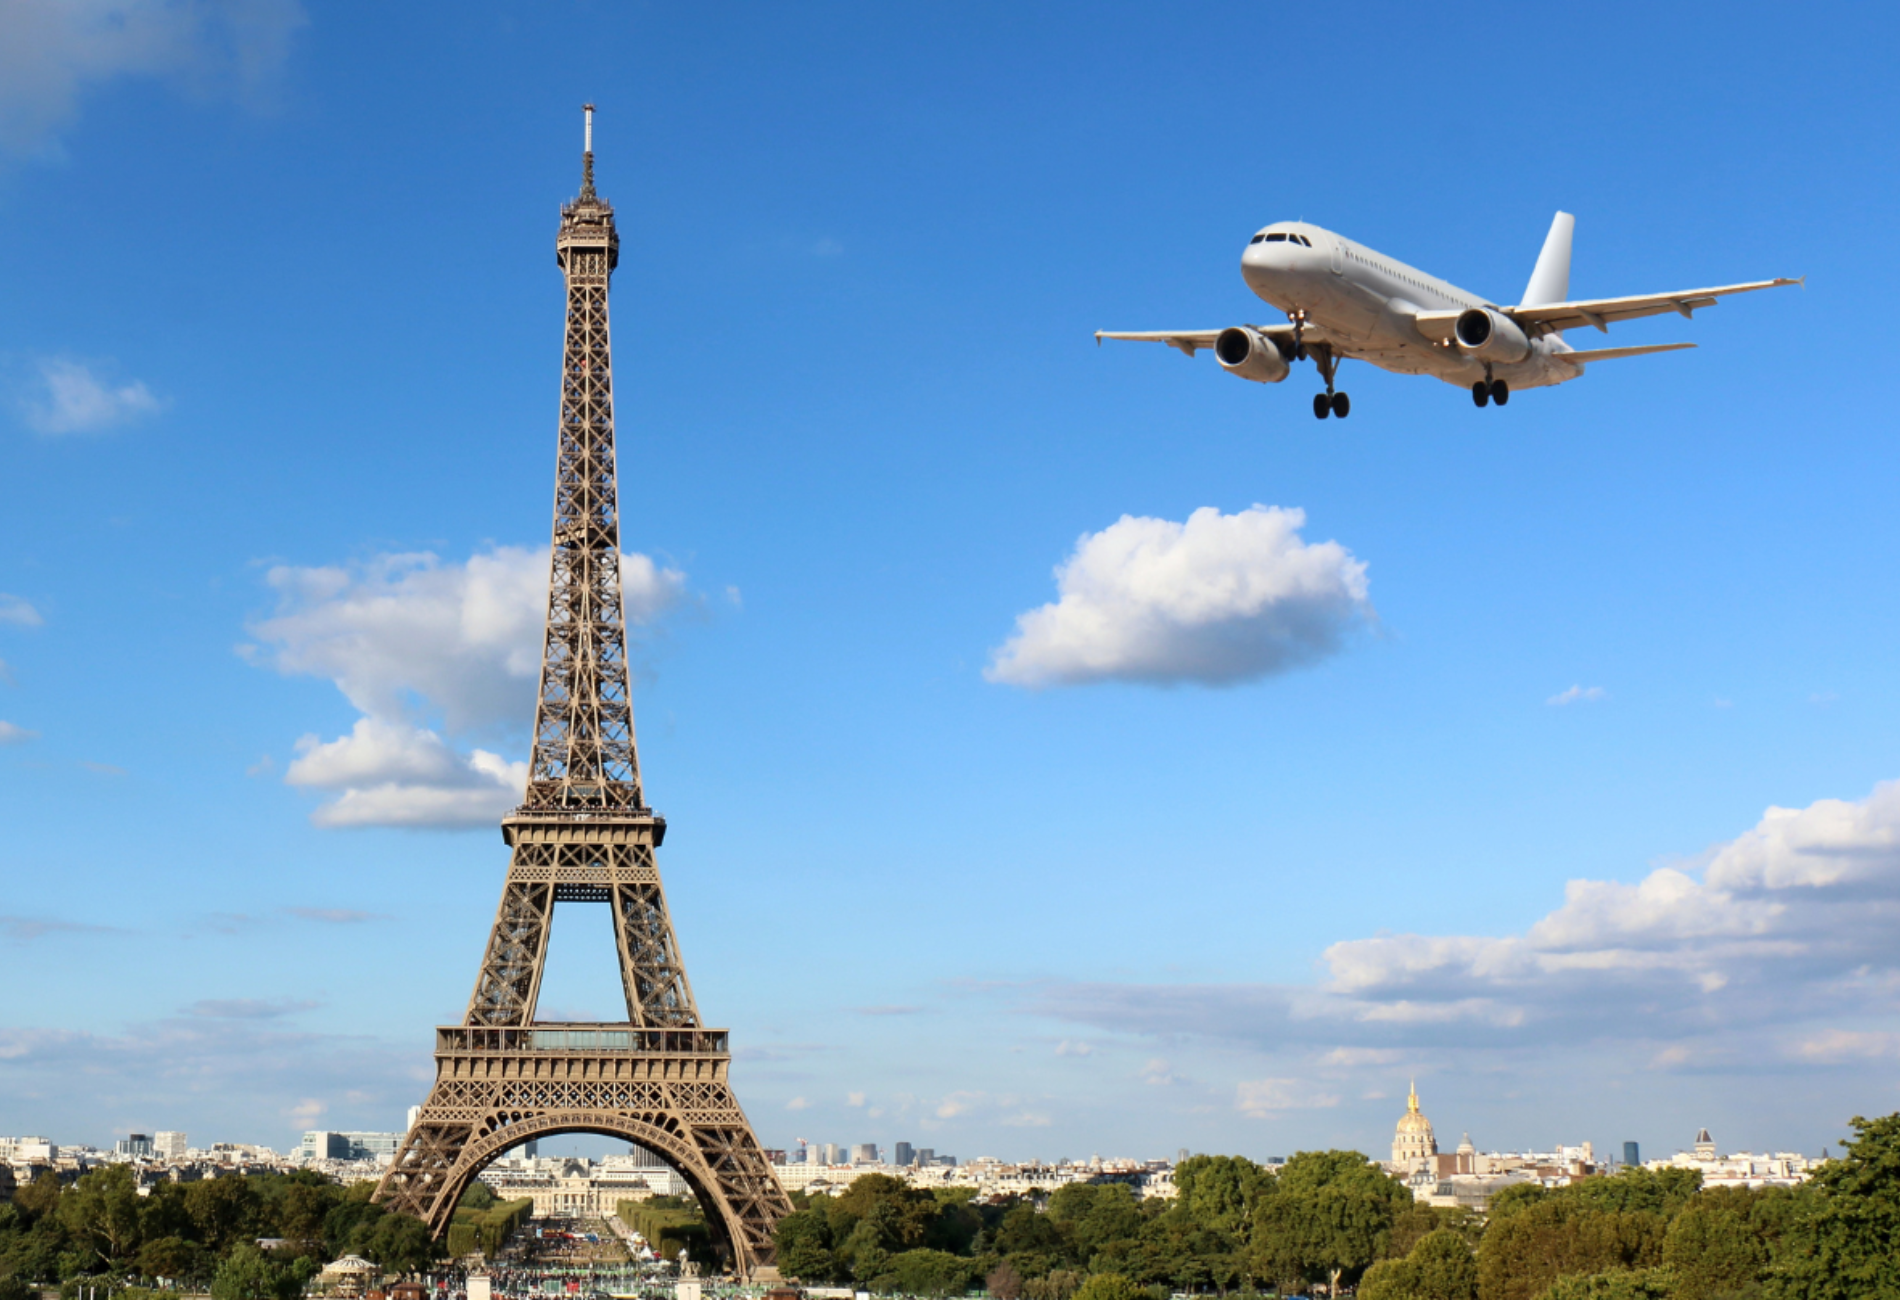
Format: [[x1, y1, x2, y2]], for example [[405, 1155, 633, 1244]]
[[375, 106, 792, 1279]]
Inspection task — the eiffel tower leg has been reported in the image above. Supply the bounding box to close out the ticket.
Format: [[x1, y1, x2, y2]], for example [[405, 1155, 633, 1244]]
[[466, 878, 555, 1027]]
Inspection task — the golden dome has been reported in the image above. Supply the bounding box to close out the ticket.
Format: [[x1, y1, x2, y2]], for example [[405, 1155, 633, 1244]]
[[1395, 1080, 1434, 1132]]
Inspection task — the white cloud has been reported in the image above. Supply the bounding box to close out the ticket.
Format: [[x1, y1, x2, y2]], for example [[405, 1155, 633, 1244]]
[[1031, 778, 1900, 1079], [0, 721, 37, 745], [1236, 1078, 1342, 1118], [284, 717, 527, 829], [0, 0, 305, 159], [986, 505, 1371, 688], [0, 595, 43, 627], [249, 547, 684, 828], [847, 1091, 866, 1107], [935, 1092, 979, 1119], [20, 358, 163, 434], [1054, 1038, 1093, 1057], [1547, 685, 1607, 706], [785, 1096, 811, 1111]]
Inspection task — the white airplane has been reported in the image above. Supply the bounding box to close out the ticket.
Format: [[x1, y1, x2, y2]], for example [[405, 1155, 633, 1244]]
[[1096, 212, 1799, 418]]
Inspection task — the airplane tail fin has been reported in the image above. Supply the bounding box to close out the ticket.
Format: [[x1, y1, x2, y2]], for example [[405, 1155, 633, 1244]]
[[1521, 211, 1574, 307]]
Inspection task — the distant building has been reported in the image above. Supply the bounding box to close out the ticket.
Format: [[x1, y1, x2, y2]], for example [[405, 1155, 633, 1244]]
[[893, 1142, 914, 1168], [1645, 1128, 1813, 1189], [852, 1144, 878, 1165], [115, 1134, 154, 1158], [1623, 1141, 1640, 1168], [915, 1148, 935, 1166], [823, 1143, 844, 1165], [1391, 1083, 1438, 1172], [154, 1132, 188, 1159]]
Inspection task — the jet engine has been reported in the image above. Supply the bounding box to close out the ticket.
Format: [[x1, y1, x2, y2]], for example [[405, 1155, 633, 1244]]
[[1214, 326, 1291, 383], [1454, 308, 1532, 364]]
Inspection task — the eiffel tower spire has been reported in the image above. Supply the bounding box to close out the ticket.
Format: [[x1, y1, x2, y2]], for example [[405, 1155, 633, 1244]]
[[375, 107, 791, 1278], [526, 100, 636, 812]]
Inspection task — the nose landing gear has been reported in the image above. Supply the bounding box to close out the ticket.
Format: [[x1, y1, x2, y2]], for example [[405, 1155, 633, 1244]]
[[1309, 344, 1349, 420]]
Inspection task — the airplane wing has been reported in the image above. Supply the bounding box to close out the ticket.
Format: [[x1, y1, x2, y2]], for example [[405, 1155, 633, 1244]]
[[1094, 322, 1329, 357], [1511, 278, 1802, 335], [1413, 278, 1800, 342], [1553, 342, 1697, 365]]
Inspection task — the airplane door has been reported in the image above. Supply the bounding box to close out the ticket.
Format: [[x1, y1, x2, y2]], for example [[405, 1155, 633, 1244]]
[[1330, 236, 1345, 275]]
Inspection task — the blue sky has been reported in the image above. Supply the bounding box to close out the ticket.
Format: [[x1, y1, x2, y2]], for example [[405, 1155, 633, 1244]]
[[2, 0, 1898, 1167]]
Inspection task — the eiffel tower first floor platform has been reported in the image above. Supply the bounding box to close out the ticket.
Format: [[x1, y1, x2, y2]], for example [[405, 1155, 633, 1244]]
[[376, 1024, 792, 1279]]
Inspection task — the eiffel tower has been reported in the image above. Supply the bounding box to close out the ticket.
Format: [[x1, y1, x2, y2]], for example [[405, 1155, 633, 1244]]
[[375, 106, 791, 1278]]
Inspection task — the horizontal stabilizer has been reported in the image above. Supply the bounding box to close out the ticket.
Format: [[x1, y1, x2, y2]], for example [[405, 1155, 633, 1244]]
[[1554, 342, 1697, 365]]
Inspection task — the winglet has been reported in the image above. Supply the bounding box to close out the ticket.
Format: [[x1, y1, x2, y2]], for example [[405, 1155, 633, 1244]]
[[1094, 331, 1103, 346]]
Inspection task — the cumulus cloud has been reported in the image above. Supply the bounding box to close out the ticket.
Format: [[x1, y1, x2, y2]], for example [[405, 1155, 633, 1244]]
[[248, 547, 684, 828], [0, 595, 43, 627], [0, 721, 38, 745], [1236, 1078, 1342, 1118], [785, 1096, 811, 1111], [986, 505, 1371, 688], [0, 0, 305, 159], [1547, 685, 1607, 706], [284, 717, 528, 829], [19, 358, 163, 434], [1029, 778, 1900, 1081]]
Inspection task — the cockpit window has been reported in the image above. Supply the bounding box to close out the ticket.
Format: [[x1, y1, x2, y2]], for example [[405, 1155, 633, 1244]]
[[1249, 234, 1267, 244], [1264, 232, 1288, 242]]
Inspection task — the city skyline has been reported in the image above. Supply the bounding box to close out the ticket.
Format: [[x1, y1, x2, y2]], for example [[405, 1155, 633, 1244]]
[[2, 0, 1899, 1167]]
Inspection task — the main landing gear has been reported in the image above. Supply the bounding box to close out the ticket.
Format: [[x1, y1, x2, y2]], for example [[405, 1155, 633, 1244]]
[[1471, 373, 1510, 408], [1308, 343, 1350, 420]]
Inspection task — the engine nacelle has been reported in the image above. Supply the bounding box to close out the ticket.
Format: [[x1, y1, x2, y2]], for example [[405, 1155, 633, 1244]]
[[1454, 307, 1532, 364], [1214, 326, 1291, 384]]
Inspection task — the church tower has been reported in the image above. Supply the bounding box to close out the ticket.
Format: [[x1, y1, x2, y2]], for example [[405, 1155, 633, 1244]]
[[1391, 1080, 1439, 1172]]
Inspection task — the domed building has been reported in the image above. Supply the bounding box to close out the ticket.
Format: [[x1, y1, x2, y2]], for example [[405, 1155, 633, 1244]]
[[1391, 1081, 1438, 1172]]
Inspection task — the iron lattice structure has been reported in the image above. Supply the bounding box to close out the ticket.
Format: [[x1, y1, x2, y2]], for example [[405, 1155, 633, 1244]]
[[376, 110, 791, 1278]]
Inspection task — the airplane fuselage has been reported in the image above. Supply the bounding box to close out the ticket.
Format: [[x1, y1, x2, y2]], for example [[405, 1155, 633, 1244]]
[[1242, 222, 1582, 390]]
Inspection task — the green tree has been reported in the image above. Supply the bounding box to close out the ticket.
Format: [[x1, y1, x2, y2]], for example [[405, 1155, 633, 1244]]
[[1174, 1157, 1275, 1247], [14, 1174, 65, 1224], [1534, 1268, 1676, 1299], [184, 1178, 264, 1256], [362, 1212, 435, 1276], [58, 1166, 144, 1267], [877, 1248, 981, 1296], [209, 1245, 304, 1300], [774, 1206, 839, 1283], [1047, 1185, 1145, 1264], [1476, 1199, 1667, 1300], [1662, 1186, 1777, 1300], [0, 1274, 33, 1300], [1770, 1112, 1900, 1300], [1359, 1230, 1478, 1300], [1254, 1150, 1411, 1296], [1070, 1273, 1145, 1300], [135, 1235, 209, 1283]]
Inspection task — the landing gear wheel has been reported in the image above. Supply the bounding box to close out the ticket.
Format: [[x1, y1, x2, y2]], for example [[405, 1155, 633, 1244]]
[[1471, 381, 1490, 408], [1313, 393, 1332, 420], [1331, 392, 1351, 418], [1490, 379, 1510, 406]]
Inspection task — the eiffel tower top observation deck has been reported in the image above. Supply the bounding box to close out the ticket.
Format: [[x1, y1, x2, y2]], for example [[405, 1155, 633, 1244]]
[[523, 102, 646, 818]]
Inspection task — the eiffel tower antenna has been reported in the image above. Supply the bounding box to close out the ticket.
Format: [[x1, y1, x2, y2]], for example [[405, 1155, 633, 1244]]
[[375, 104, 792, 1278]]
